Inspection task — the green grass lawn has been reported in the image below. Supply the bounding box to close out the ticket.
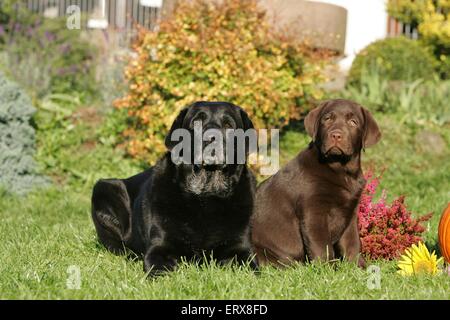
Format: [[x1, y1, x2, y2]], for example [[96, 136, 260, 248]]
[[0, 106, 449, 299]]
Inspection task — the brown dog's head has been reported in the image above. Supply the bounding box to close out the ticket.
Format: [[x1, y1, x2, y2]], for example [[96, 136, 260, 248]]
[[304, 99, 381, 160]]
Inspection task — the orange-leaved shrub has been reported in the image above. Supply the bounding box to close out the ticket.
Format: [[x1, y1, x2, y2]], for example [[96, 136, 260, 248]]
[[114, 0, 330, 163]]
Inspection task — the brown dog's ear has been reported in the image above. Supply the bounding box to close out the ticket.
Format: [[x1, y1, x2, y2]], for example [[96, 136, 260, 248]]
[[304, 102, 327, 141], [361, 106, 381, 148], [165, 107, 189, 150]]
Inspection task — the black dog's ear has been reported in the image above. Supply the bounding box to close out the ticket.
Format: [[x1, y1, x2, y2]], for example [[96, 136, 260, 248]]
[[361, 106, 381, 148], [91, 179, 131, 254], [239, 107, 254, 131], [304, 102, 327, 141], [165, 107, 189, 150], [236, 106, 256, 156]]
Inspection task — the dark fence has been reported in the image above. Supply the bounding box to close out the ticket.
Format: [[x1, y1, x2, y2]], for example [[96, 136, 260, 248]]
[[16, 0, 163, 31], [387, 16, 419, 40], [388, 5, 447, 40]]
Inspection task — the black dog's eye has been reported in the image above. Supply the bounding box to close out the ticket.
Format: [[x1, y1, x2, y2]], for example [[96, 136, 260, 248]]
[[348, 119, 358, 127], [190, 112, 207, 128], [223, 121, 234, 129], [222, 116, 236, 129]]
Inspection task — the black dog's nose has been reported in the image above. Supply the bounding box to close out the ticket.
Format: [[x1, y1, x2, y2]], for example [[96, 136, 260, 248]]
[[330, 130, 342, 142]]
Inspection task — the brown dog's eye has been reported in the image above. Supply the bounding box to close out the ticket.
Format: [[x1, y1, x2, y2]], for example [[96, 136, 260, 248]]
[[349, 119, 358, 127]]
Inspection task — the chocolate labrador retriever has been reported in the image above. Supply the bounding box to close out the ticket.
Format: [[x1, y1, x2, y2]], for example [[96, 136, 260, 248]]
[[92, 101, 258, 276], [251, 99, 381, 268]]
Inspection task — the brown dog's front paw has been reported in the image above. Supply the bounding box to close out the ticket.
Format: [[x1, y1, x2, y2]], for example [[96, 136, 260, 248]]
[[357, 255, 366, 269]]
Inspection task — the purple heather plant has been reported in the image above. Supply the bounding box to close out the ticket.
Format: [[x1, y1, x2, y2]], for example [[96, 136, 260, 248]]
[[358, 171, 433, 260]]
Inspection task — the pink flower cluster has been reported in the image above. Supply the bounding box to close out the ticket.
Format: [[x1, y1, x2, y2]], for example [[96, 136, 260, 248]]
[[358, 171, 432, 260]]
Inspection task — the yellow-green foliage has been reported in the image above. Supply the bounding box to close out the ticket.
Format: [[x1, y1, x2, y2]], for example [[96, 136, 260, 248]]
[[387, 0, 433, 24], [115, 0, 329, 163], [388, 0, 450, 77], [348, 37, 437, 85]]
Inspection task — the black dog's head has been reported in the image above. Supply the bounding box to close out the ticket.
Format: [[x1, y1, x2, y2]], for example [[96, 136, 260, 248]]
[[304, 99, 381, 161], [165, 101, 254, 197]]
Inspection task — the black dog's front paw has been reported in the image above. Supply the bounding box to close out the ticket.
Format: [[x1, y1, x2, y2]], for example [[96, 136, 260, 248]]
[[144, 246, 178, 277], [248, 257, 259, 271], [218, 249, 259, 272]]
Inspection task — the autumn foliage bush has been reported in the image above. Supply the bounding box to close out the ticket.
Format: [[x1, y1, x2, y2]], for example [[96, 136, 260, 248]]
[[115, 0, 329, 163], [358, 171, 432, 260]]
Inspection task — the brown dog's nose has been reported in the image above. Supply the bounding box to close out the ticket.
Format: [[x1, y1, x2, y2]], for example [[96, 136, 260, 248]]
[[330, 130, 342, 142]]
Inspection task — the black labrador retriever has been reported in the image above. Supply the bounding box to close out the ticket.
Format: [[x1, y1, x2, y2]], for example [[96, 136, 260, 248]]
[[251, 99, 381, 268], [92, 101, 258, 275]]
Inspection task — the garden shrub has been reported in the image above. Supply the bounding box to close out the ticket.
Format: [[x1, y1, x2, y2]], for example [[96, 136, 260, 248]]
[[387, 0, 450, 78], [358, 171, 432, 260], [0, 73, 48, 195], [341, 70, 450, 125], [340, 68, 394, 112], [387, 0, 430, 25], [395, 78, 450, 126], [0, 5, 97, 100], [348, 37, 437, 85], [115, 0, 329, 163]]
